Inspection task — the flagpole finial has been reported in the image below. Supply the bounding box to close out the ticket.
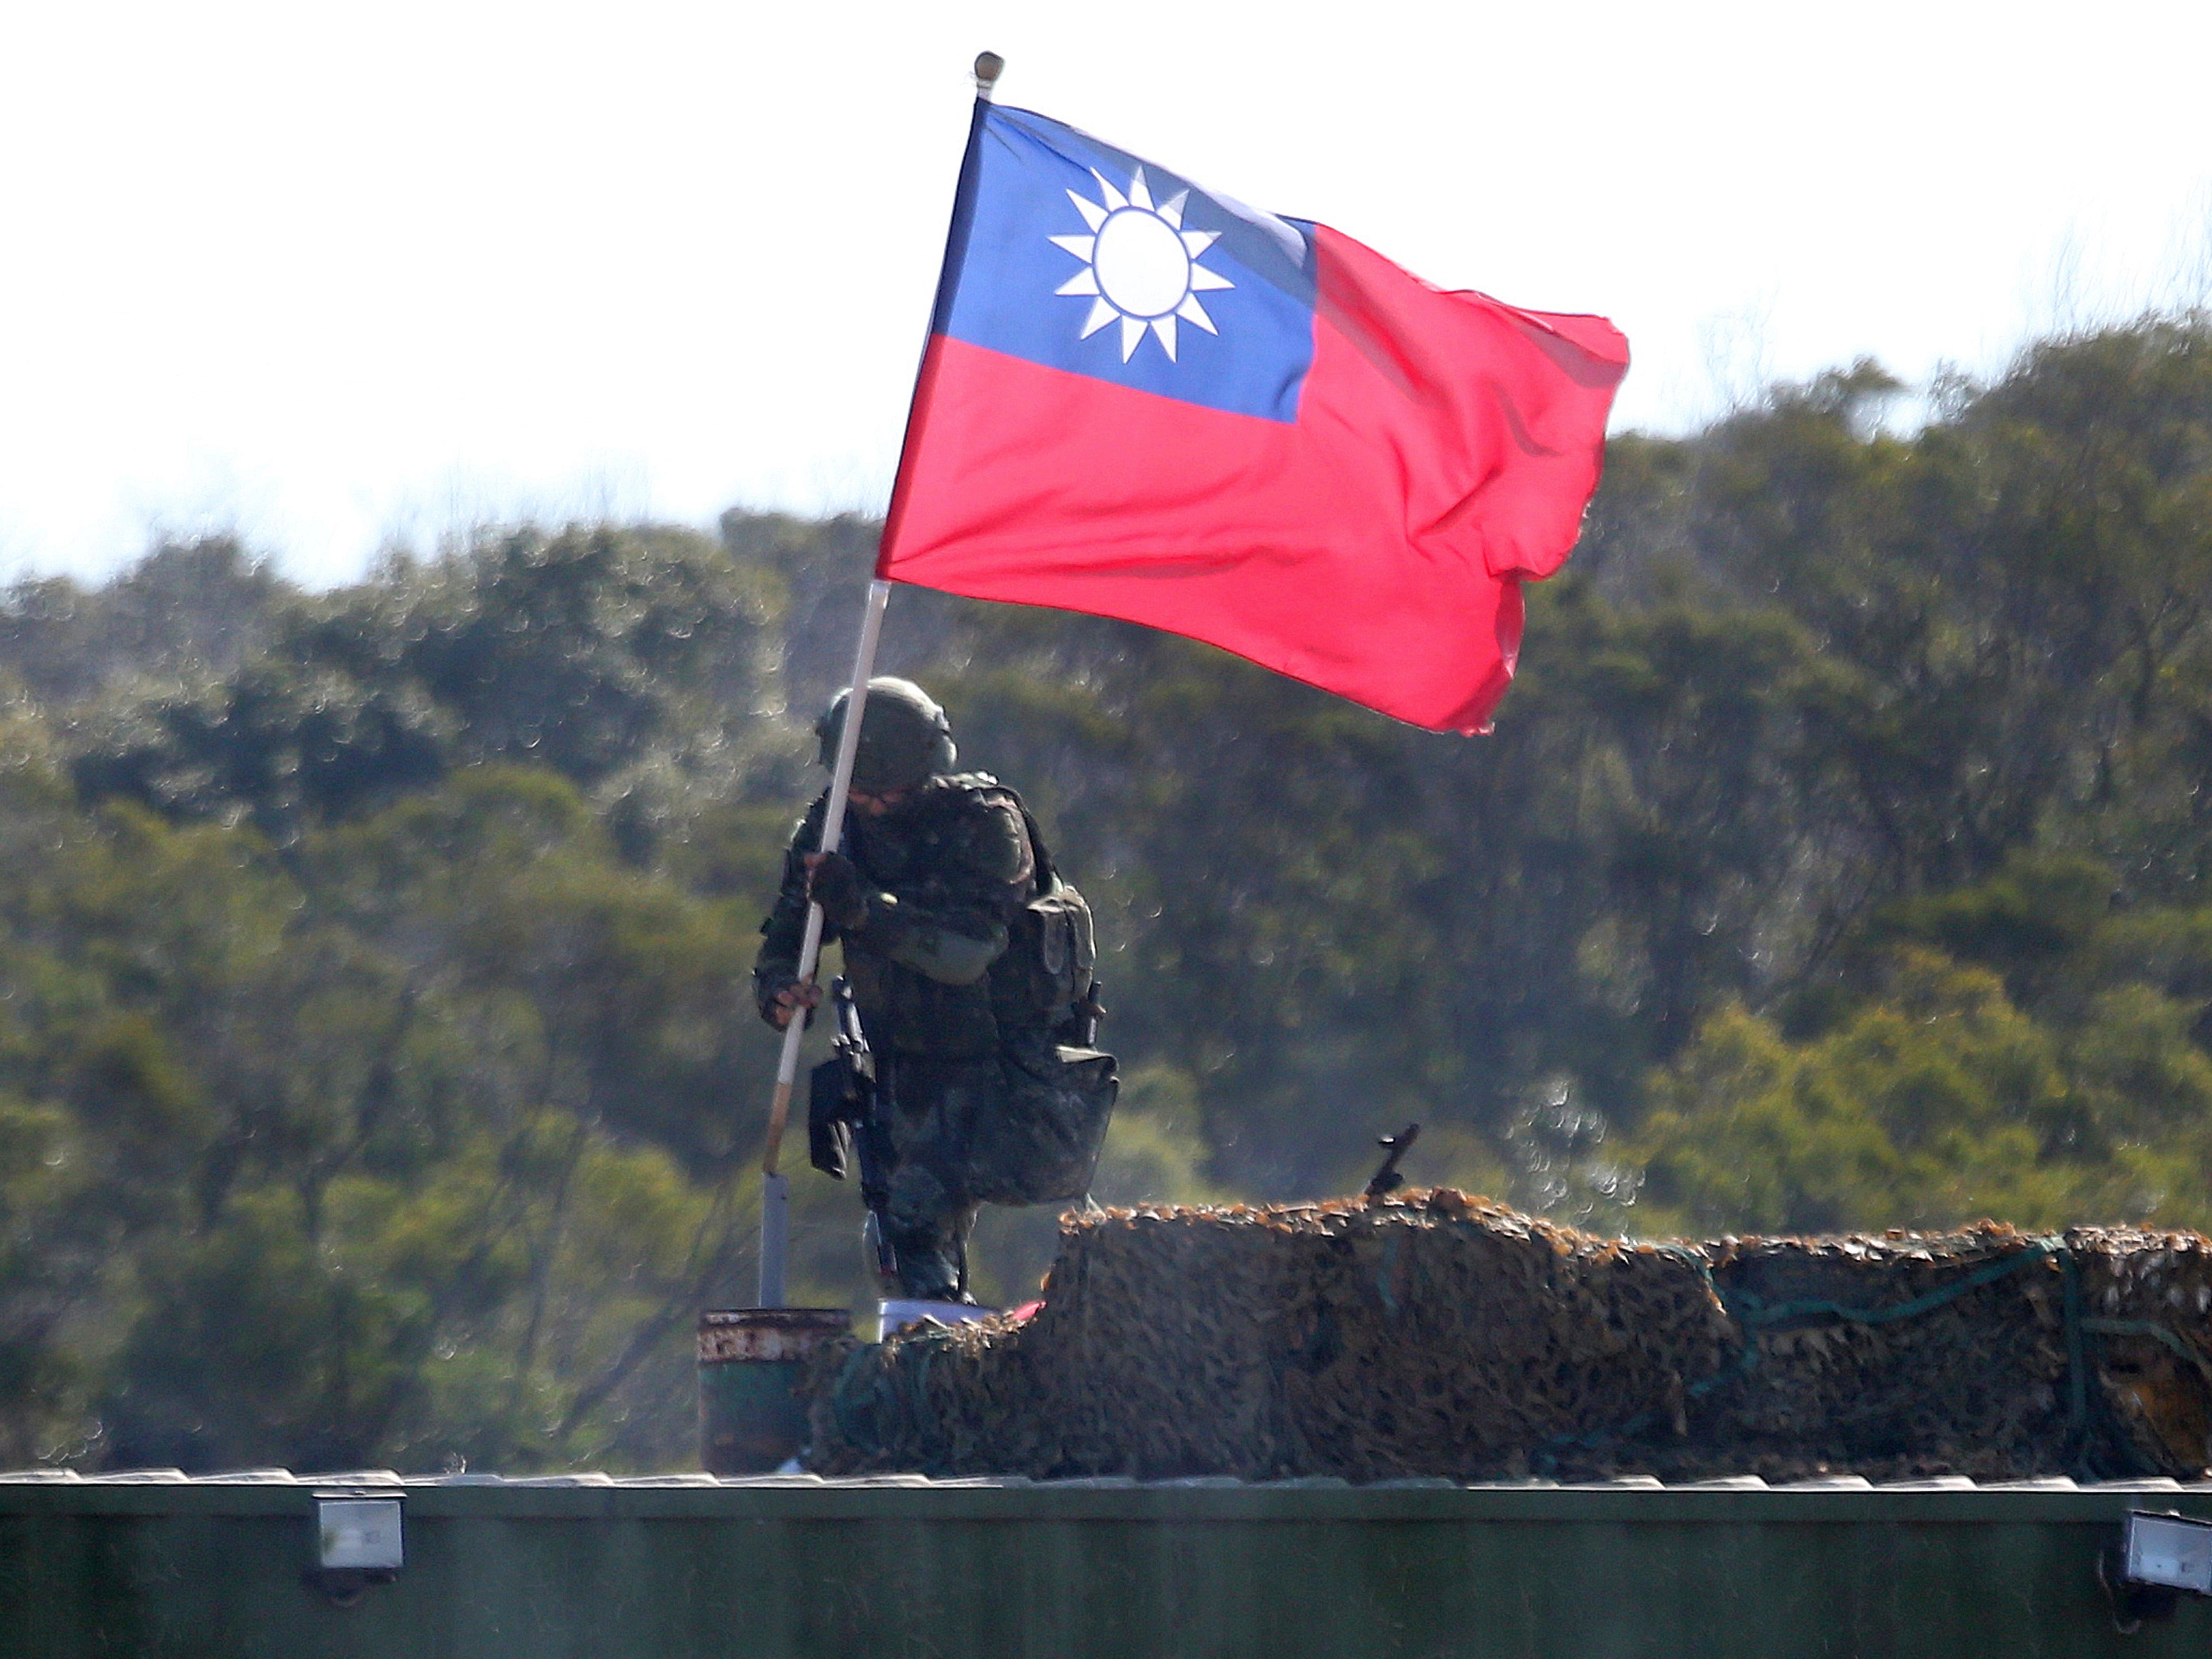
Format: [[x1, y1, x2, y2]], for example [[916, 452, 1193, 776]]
[[973, 51, 1004, 99]]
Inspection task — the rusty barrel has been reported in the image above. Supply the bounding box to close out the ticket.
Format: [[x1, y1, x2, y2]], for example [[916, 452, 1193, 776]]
[[697, 1308, 851, 1474]]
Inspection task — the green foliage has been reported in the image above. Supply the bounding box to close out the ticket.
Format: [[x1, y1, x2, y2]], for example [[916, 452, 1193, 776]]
[[65, 524, 788, 850], [1628, 854, 2212, 1237], [1632, 958, 2069, 1235], [3, 314, 2212, 1471], [0, 724, 774, 1471]]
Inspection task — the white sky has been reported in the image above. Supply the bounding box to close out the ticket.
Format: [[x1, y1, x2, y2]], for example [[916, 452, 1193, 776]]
[[2, 0, 2207, 587]]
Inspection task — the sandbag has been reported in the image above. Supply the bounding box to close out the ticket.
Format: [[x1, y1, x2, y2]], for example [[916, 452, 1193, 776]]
[[804, 1192, 2212, 1484]]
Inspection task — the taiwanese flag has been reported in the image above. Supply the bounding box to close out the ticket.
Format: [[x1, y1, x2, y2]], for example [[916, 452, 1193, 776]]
[[879, 102, 1628, 734]]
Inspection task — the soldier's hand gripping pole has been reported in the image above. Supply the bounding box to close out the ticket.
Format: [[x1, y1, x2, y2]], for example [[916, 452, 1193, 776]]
[[758, 578, 892, 1307]]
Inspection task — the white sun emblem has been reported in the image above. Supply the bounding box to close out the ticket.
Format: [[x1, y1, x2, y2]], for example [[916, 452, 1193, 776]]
[[1050, 166, 1234, 363]]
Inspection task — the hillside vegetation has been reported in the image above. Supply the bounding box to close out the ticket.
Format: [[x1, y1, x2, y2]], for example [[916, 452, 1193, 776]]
[[2, 315, 2209, 1471]]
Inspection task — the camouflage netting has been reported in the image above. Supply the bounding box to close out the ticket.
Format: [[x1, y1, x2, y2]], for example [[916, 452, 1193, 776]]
[[802, 1191, 2212, 1483]]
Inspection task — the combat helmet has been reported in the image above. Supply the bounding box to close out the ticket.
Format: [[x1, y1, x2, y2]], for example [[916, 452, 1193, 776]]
[[815, 676, 957, 794]]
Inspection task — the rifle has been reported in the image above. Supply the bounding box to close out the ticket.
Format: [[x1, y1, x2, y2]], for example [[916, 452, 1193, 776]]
[[1363, 1122, 1421, 1199], [807, 978, 899, 1283]]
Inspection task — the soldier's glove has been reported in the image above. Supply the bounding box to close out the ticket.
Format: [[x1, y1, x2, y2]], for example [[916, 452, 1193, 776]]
[[757, 975, 819, 1032], [806, 851, 871, 931]]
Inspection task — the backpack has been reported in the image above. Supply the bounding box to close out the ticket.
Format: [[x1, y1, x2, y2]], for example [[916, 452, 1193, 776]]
[[970, 784, 1118, 1205], [1014, 802, 1101, 1044], [966, 780, 1099, 1045]]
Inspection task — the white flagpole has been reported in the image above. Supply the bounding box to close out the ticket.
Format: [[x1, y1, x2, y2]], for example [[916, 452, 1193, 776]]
[[755, 49, 1005, 1309], [757, 577, 887, 1308]]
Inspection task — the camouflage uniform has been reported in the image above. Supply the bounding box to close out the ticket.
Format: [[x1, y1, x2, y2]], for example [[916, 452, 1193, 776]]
[[755, 761, 1046, 1300]]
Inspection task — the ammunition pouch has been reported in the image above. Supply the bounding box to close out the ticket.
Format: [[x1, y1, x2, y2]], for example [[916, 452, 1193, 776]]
[[963, 1043, 1119, 1206]]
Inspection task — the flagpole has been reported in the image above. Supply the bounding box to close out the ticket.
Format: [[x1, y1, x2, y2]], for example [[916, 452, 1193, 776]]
[[755, 49, 1005, 1310]]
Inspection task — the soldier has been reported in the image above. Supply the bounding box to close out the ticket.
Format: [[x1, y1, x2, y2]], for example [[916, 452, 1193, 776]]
[[755, 676, 1114, 1302]]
